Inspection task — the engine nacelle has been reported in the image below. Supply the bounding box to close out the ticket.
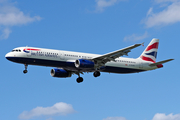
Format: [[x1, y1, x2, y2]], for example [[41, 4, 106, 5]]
[[75, 59, 94, 69], [50, 68, 72, 78]]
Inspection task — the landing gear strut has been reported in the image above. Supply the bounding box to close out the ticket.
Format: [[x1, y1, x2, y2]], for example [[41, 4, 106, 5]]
[[76, 72, 83, 83], [93, 71, 101, 77], [23, 64, 28, 74]]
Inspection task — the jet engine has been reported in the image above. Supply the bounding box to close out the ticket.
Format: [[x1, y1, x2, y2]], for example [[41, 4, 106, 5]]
[[50, 68, 72, 78], [75, 59, 94, 69]]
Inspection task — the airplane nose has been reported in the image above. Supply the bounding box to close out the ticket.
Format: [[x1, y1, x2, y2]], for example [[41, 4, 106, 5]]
[[5, 53, 8, 57], [5, 53, 9, 58], [5, 53, 9, 59], [5, 52, 13, 61]]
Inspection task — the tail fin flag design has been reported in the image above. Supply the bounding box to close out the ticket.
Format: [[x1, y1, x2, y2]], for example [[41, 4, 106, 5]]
[[139, 38, 159, 63]]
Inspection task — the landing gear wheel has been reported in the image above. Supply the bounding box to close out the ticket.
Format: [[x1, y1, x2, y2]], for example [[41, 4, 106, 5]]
[[23, 70, 28, 74], [23, 64, 28, 74], [93, 71, 101, 77], [76, 77, 83, 83]]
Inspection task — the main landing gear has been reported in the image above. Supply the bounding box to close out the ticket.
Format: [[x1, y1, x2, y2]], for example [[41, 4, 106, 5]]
[[76, 71, 101, 83], [23, 64, 28, 74], [76, 73, 83, 83], [93, 71, 101, 77], [76, 77, 83, 83]]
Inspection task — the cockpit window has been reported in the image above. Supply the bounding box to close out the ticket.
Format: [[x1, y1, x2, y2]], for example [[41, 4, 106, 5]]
[[12, 49, 21, 52]]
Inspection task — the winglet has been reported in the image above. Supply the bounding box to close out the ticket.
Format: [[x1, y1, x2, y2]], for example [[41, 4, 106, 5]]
[[141, 42, 144, 46]]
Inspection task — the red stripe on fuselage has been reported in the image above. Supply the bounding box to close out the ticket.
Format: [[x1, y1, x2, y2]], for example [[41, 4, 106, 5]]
[[146, 42, 159, 51], [141, 55, 155, 63], [24, 48, 40, 51]]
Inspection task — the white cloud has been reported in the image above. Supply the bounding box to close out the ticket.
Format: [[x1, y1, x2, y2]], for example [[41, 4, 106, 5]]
[[154, 0, 179, 4], [103, 117, 127, 120], [95, 0, 126, 12], [147, 7, 153, 16], [152, 113, 180, 120], [123, 31, 148, 41], [46, 118, 53, 120], [144, 1, 180, 28], [95, 0, 118, 12], [0, 0, 41, 39], [0, 27, 11, 39], [19, 102, 76, 119], [0, 6, 41, 26]]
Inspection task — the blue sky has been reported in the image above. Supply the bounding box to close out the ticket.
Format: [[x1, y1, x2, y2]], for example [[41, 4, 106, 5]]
[[0, 0, 180, 120]]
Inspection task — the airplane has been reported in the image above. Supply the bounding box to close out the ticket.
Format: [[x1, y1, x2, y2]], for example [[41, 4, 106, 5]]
[[5, 38, 174, 83]]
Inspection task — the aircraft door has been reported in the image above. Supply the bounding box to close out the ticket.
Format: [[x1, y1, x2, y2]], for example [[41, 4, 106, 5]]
[[59, 52, 64, 60], [139, 62, 143, 69]]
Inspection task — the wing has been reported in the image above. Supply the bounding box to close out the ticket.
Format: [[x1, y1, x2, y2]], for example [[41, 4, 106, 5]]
[[92, 43, 142, 68]]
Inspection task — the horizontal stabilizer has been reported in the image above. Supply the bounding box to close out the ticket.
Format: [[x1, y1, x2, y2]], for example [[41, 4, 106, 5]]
[[149, 59, 174, 66]]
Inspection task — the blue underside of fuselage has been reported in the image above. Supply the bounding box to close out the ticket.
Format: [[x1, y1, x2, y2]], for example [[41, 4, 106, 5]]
[[6, 57, 145, 73]]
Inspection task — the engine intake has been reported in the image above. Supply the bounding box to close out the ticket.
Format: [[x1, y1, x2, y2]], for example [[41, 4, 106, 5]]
[[75, 59, 94, 69], [50, 68, 72, 78]]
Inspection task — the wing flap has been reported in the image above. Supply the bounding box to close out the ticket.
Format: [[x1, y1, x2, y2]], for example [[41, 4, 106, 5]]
[[93, 43, 142, 61], [92, 43, 142, 68]]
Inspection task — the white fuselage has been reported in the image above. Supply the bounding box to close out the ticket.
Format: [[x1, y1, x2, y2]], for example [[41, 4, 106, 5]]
[[5, 47, 158, 74]]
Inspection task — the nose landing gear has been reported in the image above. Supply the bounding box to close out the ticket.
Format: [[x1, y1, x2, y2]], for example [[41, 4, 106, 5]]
[[23, 64, 28, 74]]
